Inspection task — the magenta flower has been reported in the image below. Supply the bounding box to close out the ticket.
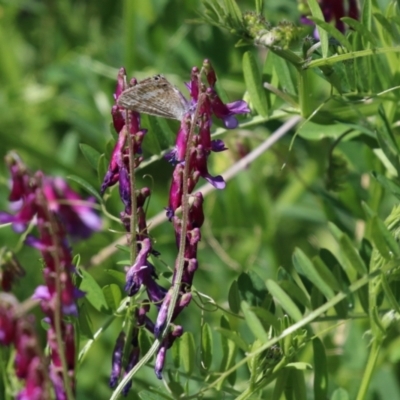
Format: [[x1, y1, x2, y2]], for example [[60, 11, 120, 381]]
[[0, 156, 101, 239]]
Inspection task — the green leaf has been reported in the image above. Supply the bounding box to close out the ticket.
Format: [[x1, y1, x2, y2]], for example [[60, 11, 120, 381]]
[[138, 329, 152, 358], [228, 280, 241, 313], [57, 131, 79, 165], [80, 143, 101, 170], [290, 368, 307, 400], [217, 331, 237, 390], [361, 0, 372, 32], [251, 306, 280, 330], [102, 284, 122, 312], [331, 388, 350, 400], [180, 332, 196, 376], [312, 256, 341, 292], [279, 280, 311, 309], [306, 0, 329, 57], [79, 268, 109, 313], [97, 153, 108, 188], [371, 216, 400, 258], [67, 175, 102, 204], [237, 271, 269, 307], [241, 300, 269, 342], [373, 13, 400, 43], [243, 51, 269, 117], [338, 235, 368, 275], [313, 338, 328, 400], [77, 302, 94, 340], [272, 54, 296, 96], [272, 369, 290, 400], [143, 114, 176, 152], [286, 362, 312, 370], [215, 327, 248, 352], [200, 322, 213, 371], [266, 280, 303, 322], [376, 106, 400, 175], [293, 248, 335, 300], [309, 17, 352, 51], [104, 269, 126, 285], [224, 0, 243, 28], [368, 216, 392, 260], [372, 172, 400, 201], [341, 17, 378, 46]]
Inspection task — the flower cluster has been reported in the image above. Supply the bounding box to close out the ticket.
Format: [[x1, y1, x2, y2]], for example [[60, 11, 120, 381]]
[[0, 153, 101, 399], [0, 297, 50, 400], [104, 61, 248, 391]]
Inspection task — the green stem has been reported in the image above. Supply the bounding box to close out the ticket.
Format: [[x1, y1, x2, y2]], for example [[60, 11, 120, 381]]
[[356, 339, 382, 400], [298, 69, 312, 119]]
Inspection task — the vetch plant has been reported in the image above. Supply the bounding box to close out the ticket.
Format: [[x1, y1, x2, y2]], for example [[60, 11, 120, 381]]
[[102, 60, 249, 395]]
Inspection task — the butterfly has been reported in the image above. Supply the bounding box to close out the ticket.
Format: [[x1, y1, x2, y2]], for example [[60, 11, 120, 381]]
[[117, 74, 191, 120]]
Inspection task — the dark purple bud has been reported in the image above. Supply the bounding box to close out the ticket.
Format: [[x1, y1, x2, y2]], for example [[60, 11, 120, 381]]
[[154, 289, 172, 338], [181, 258, 198, 287], [101, 126, 127, 194], [168, 164, 184, 213], [118, 166, 131, 209], [188, 66, 200, 101], [188, 192, 204, 229], [175, 116, 190, 163], [154, 343, 167, 380], [145, 277, 167, 306], [136, 187, 151, 208], [199, 115, 212, 151], [112, 105, 125, 133], [211, 139, 227, 152], [188, 228, 201, 246], [109, 332, 126, 389], [125, 238, 152, 295], [122, 347, 140, 396]]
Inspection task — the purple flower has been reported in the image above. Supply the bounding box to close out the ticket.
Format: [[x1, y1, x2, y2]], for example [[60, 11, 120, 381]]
[[43, 177, 102, 239], [109, 332, 126, 388], [154, 325, 183, 379], [122, 347, 140, 396], [206, 88, 250, 129]]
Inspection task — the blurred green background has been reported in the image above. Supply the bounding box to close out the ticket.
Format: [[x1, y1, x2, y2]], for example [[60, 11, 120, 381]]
[[1, 0, 400, 399]]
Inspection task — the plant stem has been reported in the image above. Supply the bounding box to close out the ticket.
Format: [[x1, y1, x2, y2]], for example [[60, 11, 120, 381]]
[[356, 339, 382, 400]]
